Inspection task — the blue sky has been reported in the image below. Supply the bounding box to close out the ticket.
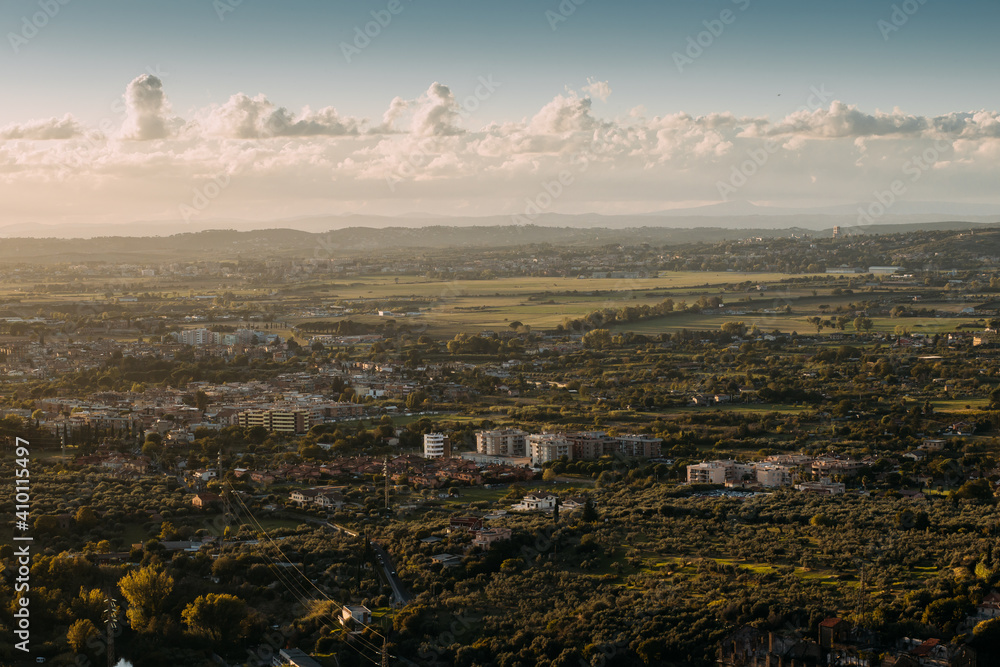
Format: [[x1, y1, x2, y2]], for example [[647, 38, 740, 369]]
[[4, 0, 997, 123], [0, 0, 998, 225]]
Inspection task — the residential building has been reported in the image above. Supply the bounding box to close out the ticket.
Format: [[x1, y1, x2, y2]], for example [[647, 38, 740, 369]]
[[520, 493, 557, 511], [796, 478, 845, 495], [341, 605, 372, 626], [754, 463, 795, 487], [476, 429, 528, 457], [564, 431, 616, 459], [528, 433, 572, 467], [273, 649, 323, 667], [473, 527, 512, 548], [236, 408, 311, 434], [615, 434, 663, 458], [424, 433, 451, 459]]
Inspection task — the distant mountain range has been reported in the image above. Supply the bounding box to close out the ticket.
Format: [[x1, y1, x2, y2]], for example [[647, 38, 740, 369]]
[[1, 219, 1000, 264], [3, 201, 1000, 239]]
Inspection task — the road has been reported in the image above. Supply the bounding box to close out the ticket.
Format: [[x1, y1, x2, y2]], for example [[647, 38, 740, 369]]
[[371, 541, 412, 604]]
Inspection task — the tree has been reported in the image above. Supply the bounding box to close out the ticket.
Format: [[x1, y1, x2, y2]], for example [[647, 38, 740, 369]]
[[67, 618, 101, 653], [74, 506, 98, 530], [182, 593, 249, 646], [542, 468, 558, 483], [406, 391, 428, 410], [582, 496, 599, 523], [720, 321, 748, 337], [118, 566, 174, 631]]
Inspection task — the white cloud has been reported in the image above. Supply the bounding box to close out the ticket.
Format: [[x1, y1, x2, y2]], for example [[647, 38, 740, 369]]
[[120, 74, 172, 141], [200, 93, 361, 138], [529, 92, 599, 134], [1, 75, 999, 225], [0, 114, 85, 140], [582, 78, 612, 102], [410, 82, 462, 137]]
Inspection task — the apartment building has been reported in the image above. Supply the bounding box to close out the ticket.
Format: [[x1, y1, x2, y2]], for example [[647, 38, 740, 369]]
[[423, 433, 451, 459], [475, 429, 662, 465], [754, 463, 795, 487], [528, 433, 572, 467], [476, 429, 528, 457], [564, 431, 616, 460], [616, 434, 663, 458], [236, 408, 311, 434]]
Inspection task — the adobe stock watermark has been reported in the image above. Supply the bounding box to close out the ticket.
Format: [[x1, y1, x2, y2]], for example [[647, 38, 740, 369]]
[[179, 173, 233, 223], [214, 0, 243, 22], [878, 0, 928, 41], [510, 151, 593, 224], [716, 85, 833, 201], [856, 139, 949, 225], [340, 0, 413, 64], [546, 0, 586, 32], [8, 0, 73, 55], [672, 0, 751, 74]]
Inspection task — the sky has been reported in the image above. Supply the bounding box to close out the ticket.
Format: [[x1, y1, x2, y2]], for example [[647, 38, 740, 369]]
[[1, 0, 999, 228]]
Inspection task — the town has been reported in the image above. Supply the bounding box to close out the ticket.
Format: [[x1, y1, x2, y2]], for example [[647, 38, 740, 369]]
[[4, 226, 1000, 665]]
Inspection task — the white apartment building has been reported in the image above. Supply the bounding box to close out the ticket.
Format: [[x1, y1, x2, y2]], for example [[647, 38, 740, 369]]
[[528, 433, 572, 467], [423, 433, 450, 459]]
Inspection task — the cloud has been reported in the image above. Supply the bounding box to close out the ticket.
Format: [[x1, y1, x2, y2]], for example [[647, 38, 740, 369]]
[[0, 114, 84, 140], [582, 78, 612, 102], [201, 93, 361, 138], [529, 93, 599, 134], [757, 101, 932, 139], [410, 82, 462, 137], [120, 74, 173, 141], [2, 75, 1000, 224]]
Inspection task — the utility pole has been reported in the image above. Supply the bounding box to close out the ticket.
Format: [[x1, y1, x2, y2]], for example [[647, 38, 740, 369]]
[[382, 636, 390, 667], [103, 595, 119, 667], [384, 456, 390, 511]]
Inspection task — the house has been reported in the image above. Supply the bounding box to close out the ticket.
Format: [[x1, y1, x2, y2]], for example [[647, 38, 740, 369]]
[[977, 591, 1000, 620], [518, 493, 557, 511], [920, 439, 946, 451], [289, 487, 345, 509], [817, 617, 849, 648], [472, 527, 512, 548], [448, 516, 484, 532], [561, 496, 587, 511], [430, 553, 463, 567], [191, 491, 221, 509], [272, 648, 323, 667], [341, 604, 372, 626], [795, 478, 845, 495]]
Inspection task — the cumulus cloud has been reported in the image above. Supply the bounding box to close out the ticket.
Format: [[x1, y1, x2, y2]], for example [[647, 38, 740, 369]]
[[0, 113, 84, 140], [529, 93, 599, 134], [201, 93, 361, 138], [120, 74, 173, 141], [410, 82, 462, 137], [2, 74, 1000, 224], [757, 101, 927, 139], [582, 78, 612, 102]]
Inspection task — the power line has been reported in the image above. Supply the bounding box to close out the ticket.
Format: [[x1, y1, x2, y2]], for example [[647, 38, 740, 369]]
[[224, 483, 390, 658], [224, 495, 384, 665]]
